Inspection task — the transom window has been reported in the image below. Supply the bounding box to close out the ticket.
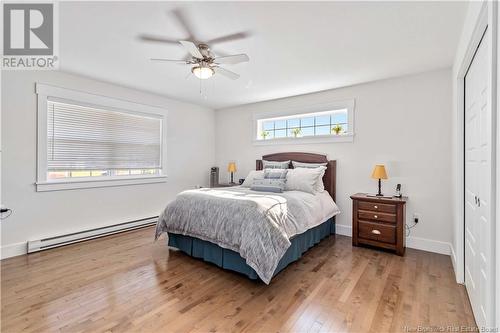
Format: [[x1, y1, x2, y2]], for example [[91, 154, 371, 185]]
[[256, 107, 353, 142]]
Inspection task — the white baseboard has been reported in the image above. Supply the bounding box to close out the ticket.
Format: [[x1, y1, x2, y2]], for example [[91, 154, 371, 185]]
[[450, 243, 457, 271], [406, 236, 451, 255], [1, 242, 27, 259], [334, 224, 452, 256], [449, 243, 463, 283], [335, 224, 352, 237]]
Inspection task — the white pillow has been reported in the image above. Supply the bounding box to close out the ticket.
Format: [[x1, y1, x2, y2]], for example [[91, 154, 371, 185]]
[[291, 161, 327, 169], [291, 162, 327, 193], [263, 160, 290, 169], [314, 167, 326, 193], [285, 167, 326, 194], [241, 170, 264, 187]]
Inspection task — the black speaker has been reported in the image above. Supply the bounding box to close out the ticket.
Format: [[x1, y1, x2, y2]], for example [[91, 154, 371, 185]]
[[210, 167, 219, 188]]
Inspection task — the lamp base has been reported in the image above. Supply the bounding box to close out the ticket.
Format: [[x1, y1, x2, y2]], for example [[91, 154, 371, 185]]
[[376, 178, 383, 196], [367, 194, 392, 198]]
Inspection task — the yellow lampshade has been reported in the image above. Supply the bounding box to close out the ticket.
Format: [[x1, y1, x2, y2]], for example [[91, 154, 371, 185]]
[[227, 162, 237, 173], [371, 165, 388, 180]]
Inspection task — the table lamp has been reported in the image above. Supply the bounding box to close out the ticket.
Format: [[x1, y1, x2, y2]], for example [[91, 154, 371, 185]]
[[227, 162, 237, 184], [371, 164, 388, 196]]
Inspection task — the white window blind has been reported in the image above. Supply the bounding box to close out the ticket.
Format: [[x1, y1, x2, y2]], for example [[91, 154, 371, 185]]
[[47, 100, 162, 171]]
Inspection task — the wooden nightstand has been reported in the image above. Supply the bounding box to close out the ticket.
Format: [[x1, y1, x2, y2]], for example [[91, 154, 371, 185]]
[[351, 193, 408, 256]]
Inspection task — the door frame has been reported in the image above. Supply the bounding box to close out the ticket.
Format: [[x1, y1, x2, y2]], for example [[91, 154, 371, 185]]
[[454, 0, 498, 327]]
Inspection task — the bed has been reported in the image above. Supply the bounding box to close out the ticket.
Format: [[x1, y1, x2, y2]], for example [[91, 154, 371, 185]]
[[155, 152, 339, 284]]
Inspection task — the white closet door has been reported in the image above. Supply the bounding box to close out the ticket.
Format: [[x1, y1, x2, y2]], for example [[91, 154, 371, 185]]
[[464, 28, 493, 328]]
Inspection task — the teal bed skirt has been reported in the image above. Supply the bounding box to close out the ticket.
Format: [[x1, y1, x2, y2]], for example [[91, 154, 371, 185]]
[[167, 217, 336, 281]]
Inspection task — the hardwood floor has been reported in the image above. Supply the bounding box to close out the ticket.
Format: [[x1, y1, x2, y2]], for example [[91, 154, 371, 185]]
[[1, 227, 475, 333]]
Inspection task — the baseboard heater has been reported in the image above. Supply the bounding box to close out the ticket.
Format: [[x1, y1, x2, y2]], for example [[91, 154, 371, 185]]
[[27, 216, 158, 253]]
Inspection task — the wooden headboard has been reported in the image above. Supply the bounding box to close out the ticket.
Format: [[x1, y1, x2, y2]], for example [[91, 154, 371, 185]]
[[256, 152, 336, 201]]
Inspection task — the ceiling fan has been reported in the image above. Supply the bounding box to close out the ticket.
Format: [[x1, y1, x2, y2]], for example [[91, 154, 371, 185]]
[[139, 8, 250, 80], [150, 41, 249, 80]]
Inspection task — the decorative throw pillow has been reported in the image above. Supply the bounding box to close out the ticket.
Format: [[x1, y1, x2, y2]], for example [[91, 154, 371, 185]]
[[263, 168, 288, 180], [285, 167, 326, 194], [262, 160, 290, 169], [291, 161, 327, 193], [250, 168, 288, 193], [241, 170, 264, 187]]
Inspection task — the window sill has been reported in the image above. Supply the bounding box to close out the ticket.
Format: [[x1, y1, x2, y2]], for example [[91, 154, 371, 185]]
[[253, 134, 354, 146], [36, 175, 168, 192]]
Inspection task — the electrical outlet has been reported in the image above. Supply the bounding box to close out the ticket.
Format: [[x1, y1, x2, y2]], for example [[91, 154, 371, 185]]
[[413, 213, 420, 223]]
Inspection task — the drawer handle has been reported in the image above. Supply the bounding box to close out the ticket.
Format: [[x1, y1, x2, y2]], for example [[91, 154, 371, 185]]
[[374, 205, 378, 209], [371, 229, 381, 235], [374, 215, 378, 219]]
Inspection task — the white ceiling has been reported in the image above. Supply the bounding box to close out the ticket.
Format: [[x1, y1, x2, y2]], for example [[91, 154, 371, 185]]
[[59, 1, 467, 109]]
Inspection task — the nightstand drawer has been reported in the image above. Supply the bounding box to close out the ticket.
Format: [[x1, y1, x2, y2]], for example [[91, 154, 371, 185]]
[[358, 210, 396, 223], [358, 201, 396, 214], [358, 221, 396, 244]]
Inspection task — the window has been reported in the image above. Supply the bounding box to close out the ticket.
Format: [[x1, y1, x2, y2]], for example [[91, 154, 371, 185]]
[[259, 109, 348, 139], [46, 100, 162, 180], [36, 84, 167, 191], [254, 100, 354, 144]]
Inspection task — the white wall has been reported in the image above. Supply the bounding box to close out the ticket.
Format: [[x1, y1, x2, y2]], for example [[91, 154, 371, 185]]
[[215, 69, 453, 254], [1, 70, 215, 258]]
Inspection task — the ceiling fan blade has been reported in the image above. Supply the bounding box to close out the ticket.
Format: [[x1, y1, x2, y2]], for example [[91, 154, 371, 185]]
[[214, 54, 249, 65], [206, 32, 252, 45], [171, 8, 197, 41], [179, 40, 203, 59], [214, 67, 240, 80], [150, 58, 186, 64], [138, 34, 179, 45]]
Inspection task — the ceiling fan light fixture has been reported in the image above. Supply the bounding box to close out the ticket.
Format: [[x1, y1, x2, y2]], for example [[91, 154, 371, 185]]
[[192, 65, 214, 79]]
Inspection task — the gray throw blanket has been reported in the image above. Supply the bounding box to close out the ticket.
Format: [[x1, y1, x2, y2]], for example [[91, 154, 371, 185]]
[[155, 187, 319, 284]]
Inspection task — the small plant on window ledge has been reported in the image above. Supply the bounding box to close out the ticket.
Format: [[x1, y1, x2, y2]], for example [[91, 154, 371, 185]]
[[332, 124, 343, 135], [260, 131, 270, 140], [290, 128, 302, 138]]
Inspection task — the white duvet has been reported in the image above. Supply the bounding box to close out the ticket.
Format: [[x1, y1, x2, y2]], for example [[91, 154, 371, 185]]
[[272, 189, 340, 239]]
